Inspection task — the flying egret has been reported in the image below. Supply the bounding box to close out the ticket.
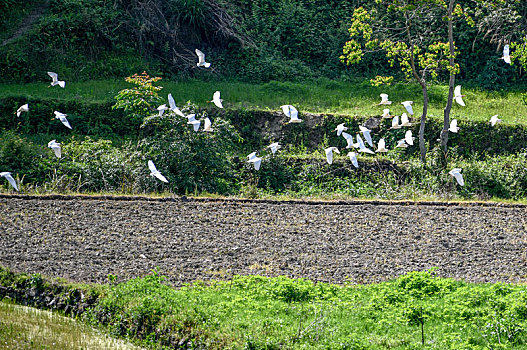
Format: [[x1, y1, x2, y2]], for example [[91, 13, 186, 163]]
[[247, 152, 262, 170], [157, 104, 168, 117], [400, 113, 412, 127], [47, 72, 65, 88], [390, 115, 401, 129], [402, 101, 414, 115], [355, 134, 374, 154], [449, 119, 459, 133], [490, 115, 502, 127], [0, 172, 18, 191], [359, 125, 373, 147], [186, 114, 200, 131], [376, 138, 388, 152], [266, 142, 281, 155], [325, 147, 340, 165], [396, 139, 408, 148], [195, 49, 211, 68], [168, 93, 185, 117], [203, 117, 213, 132], [47, 140, 61, 158], [500, 44, 511, 64], [382, 109, 392, 119], [335, 123, 347, 136], [341, 132, 354, 148], [449, 168, 464, 186], [148, 160, 168, 183], [405, 130, 414, 146], [16, 104, 28, 117], [454, 85, 465, 106], [347, 152, 359, 168], [211, 91, 223, 109], [379, 93, 392, 105], [54, 111, 72, 129], [281, 105, 302, 123]]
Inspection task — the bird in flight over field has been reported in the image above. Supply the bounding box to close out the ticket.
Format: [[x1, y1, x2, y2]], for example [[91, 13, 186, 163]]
[[379, 93, 392, 105], [402, 101, 414, 115], [500, 44, 511, 64], [454, 85, 465, 106], [148, 160, 169, 183], [54, 111, 72, 129], [47, 72, 65, 88], [195, 49, 211, 68], [490, 115, 502, 127], [325, 147, 340, 165], [48, 140, 62, 158], [16, 104, 28, 117], [247, 152, 262, 170], [449, 168, 464, 186], [281, 105, 302, 123]]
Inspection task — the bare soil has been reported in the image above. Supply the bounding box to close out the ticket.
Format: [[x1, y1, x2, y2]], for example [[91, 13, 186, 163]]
[[1, 195, 527, 286]]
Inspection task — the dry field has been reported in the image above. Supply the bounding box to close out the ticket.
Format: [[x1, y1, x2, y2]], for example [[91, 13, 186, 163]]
[[1, 195, 527, 286]]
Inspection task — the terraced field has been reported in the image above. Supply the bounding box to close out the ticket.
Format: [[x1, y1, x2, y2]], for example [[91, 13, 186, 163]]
[[1, 195, 527, 285]]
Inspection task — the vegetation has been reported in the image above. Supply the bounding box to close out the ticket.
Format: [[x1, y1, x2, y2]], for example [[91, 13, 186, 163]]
[[3, 266, 527, 349], [0, 301, 144, 349]]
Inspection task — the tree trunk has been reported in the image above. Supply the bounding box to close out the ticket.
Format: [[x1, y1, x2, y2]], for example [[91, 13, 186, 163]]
[[419, 83, 428, 163], [441, 0, 456, 157]]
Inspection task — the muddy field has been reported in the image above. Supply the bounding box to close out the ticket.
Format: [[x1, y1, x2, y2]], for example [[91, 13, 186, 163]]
[[1, 195, 527, 286]]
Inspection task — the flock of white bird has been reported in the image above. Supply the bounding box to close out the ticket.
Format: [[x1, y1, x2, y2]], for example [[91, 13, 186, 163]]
[[1, 46, 511, 191]]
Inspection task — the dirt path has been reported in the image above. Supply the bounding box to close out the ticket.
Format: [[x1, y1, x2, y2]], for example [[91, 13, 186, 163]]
[[2, 2, 48, 47], [1, 195, 527, 286]]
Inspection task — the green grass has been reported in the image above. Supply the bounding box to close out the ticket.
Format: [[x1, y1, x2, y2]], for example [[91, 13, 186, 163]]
[[1, 78, 526, 124], [87, 270, 527, 349], [0, 301, 144, 349]]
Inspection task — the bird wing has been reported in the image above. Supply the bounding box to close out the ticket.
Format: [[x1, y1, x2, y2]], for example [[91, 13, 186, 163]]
[[455, 96, 465, 106], [453, 173, 464, 186], [168, 93, 177, 111], [60, 116, 72, 129], [503, 45, 510, 57], [454, 85, 461, 97], [391, 115, 400, 128], [47, 72, 58, 81], [325, 148, 333, 164], [377, 138, 385, 151], [154, 172, 169, 183], [356, 134, 365, 149], [342, 132, 353, 148], [363, 131, 373, 147], [204, 117, 212, 130], [52, 146, 62, 158], [195, 49, 205, 63], [348, 152, 358, 168], [148, 160, 157, 173], [405, 130, 413, 145], [3, 173, 18, 191], [213, 91, 223, 108], [403, 102, 414, 115], [281, 105, 291, 117], [253, 158, 262, 171]]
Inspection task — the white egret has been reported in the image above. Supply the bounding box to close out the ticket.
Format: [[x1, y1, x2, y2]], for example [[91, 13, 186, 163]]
[[211, 91, 223, 109], [266, 142, 281, 155], [0, 172, 18, 191], [376, 138, 388, 152], [247, 152, 262, 170], [325, 147, 340, 165], [157, 104, 168, 117], [500, 44, 511, 64], [168, 93, 185, 117], [203, 117, 213, 132], [195, 49, 211, 68], [400, 113, 412, 127], [54, 111, 72, 129], [16, 104, 28, 117], [355, 134, 374, 154], [396, 139, 408, 148], [359, 125, 373, 147], [341, 132, 354, 148], [335, 123, 347, 136], [390, 115, 401, 129], [402, 101, 414, 115], [405, 130, 414, 146], [186, 114, 200, 131], [47, 72, 65, 88], [281, 105, 302, 123], [347, 152, 359, 168], [490, 115, 502, 127], [449, 119, 459, 133], [148, 160, 169, 183], [449, 168, 464, 186], [47, 140, 61, 158], [379, 93, 392, 105], [454, 85, 465, 106], [382, 109, 391, 119]]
